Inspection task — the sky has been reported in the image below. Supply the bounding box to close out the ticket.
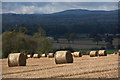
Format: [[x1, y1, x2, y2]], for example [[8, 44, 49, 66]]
[[2, 2, 119, 14], [1, 0, 119, 2]]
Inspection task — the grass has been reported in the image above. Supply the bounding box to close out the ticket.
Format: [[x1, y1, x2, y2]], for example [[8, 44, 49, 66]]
[[79, 49, 118, 55], [105, 49, 118, 54]]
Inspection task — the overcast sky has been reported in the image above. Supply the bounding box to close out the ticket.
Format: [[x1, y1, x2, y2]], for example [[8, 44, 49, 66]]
[[2, 2, 118, 14], [1, 0, 119, 2]]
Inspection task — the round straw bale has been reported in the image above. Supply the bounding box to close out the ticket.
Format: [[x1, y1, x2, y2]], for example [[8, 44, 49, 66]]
[[73, 51, 82, 57], [24, 53, 28, 59], [118, 49, 120, 56], [71, 53, 74, 56], [55, 51, 73, 64], [113, 52, 118, 54], [90, 51, 98, 57], [27, 54, 33, 58], [47, 53, 54, 58], [118, 49, 120, 52], [41, 54, 47, 57], [8, 53, 26, 67], [98, 50, 107, 56], [33, 54, 40, 58]]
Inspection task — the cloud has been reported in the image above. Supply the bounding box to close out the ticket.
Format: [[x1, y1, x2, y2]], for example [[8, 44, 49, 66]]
[[2, 2, 118, 14], [1, 0, 119, 2], [2, 2, 67, 14], [0, 3, 2, 14]]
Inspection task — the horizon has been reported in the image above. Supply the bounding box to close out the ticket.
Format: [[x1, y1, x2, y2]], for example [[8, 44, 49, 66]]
[[2, 8, 118, 15], [2, 2, 118, 14]]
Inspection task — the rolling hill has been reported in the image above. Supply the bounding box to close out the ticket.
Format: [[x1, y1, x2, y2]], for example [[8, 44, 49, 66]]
[[2, 9, 118, 36]]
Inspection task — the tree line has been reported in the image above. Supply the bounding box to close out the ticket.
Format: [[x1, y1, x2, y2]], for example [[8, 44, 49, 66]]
[[3, 24, 118, 37], [2, 27, 52, 58]]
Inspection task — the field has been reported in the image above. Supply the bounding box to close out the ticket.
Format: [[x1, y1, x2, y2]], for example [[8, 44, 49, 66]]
[[2, 54, 119, 78], [52, 38, 119, 50]]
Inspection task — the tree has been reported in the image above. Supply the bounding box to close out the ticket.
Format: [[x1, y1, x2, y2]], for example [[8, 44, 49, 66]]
[[33, 27, 52, 54], [104, 36, 114, 44], [104, 36, 114, 49], [2, 30, 35, 58], [69, 33, 78, 43], [106, 42, 114, 49], [65, 33, 78, 43], [93, 36, 102, 45], [65, 33, 71, 43], [35, 37, 52, 54], [2, 27, 52, 58], [34, 27, 46, 38], [2, 31, 13, 58], [54, 34, 59, 43], [19, 27, 29, 34]]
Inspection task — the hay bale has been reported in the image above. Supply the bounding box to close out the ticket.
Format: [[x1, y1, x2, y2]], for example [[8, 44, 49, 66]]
[[98, 50, 107, 56], [113, 52, 118, 54], [55, 51, 73, 64], [90, 51, 98, 57], [73, 51, 82, 57], [27, 54, 33, 58], [118, 49, 120, 52], [24, 53, 28, 59], [41, 54, 47, 57], [8, 53, 26, 67], [71, 53, 74, 56], [33, 54, 40, 58], [113, 52, 119, 55], [118, 49, 120, 56], [47, 53, 54, 58]]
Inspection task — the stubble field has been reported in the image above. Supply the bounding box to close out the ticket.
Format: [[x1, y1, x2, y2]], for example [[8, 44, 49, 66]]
[[2, 54, 119, 78]]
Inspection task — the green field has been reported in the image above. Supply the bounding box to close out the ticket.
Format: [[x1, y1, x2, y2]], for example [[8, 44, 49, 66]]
[[81, 49, 118, 55]]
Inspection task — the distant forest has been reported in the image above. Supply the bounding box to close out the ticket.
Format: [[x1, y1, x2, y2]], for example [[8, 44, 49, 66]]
[[2, 9, 119, 37]]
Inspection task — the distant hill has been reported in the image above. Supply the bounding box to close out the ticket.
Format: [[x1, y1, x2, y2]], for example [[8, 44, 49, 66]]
[[2, 9, 118, 36], [2, 9, 118, 25]]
